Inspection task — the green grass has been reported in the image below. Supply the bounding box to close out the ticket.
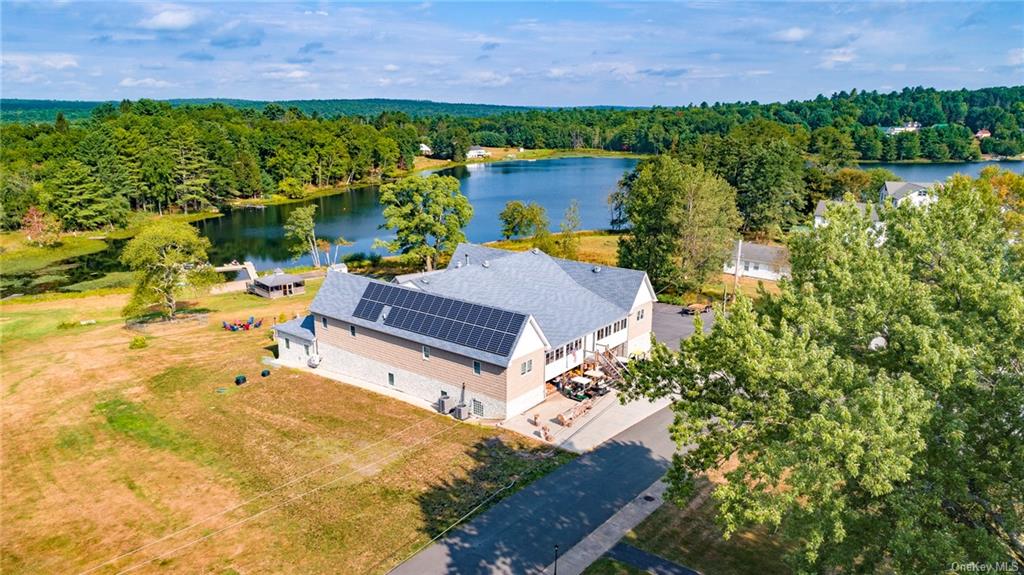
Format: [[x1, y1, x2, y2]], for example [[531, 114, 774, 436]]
[[582, 558, 647, 575], [625, 493, 792, 575], [93, 397, 213, 464], [0, 234, 108, 275], [61, 271, 136, 292], [0, 306, 113, 344]]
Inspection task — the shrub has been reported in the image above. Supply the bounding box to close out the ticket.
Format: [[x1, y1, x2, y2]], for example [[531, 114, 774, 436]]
[[129, 335, 148, 349], [368, 253, 383, 265], [277, 312, 288, 323], [57, 320, 79, 330], [343, 251, 368, 264]]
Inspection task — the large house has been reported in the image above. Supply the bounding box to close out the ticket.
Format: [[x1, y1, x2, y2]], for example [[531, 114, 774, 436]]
[[466, 145, 491, 159], [723, 240, 790, 281], [274, 244, 656, 420], [879, 181, 937, 208]]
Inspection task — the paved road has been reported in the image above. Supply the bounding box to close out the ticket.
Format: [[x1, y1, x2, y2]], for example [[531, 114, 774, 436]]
[[389, 407, 677, 575], [652, 302, 714, 348], [606, 542, 700, 575]]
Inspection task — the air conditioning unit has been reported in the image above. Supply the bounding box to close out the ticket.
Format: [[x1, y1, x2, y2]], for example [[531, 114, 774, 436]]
[[307, 355, 321, 368], [438, 394, 457, 414], [453, 404, 471, 421]]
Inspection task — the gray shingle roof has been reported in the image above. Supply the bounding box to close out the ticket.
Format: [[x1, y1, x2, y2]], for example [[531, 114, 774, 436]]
[[880, 181, 935, 202], [814, 199, 879, 223], [274, 315, 316, 342], [408, 243, 650, 349], [255, 271, 304, 288], [733, 241, 789, 266], [310, 270, 527, 366]]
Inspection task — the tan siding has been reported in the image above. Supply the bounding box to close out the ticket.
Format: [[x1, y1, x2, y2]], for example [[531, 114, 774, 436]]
[[315, 314, 508, 401], [628, 301, 654, 341], [507, 347, 546, 400]]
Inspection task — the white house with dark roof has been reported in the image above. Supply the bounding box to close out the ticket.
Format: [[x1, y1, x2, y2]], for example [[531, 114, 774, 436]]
[[466, 145, 490, 159], [273, 244, 655, 420], [723, 240, 790, 281], [879, 181, 937, 208], [814, 199, 879, 228]]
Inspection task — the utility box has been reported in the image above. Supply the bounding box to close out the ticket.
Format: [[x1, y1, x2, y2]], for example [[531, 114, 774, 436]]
[[438, 394, 457, 414], [453, 404, 471, 421]]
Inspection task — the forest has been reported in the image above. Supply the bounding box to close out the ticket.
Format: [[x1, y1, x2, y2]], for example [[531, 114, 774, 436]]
[[1, 85, 1021, 232]]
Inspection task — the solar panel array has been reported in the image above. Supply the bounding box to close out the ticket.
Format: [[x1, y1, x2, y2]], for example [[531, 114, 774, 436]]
[[352, 282, 526, 357]]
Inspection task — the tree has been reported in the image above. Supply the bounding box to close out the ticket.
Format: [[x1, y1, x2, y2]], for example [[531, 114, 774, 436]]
[[554, 199, 581, 260], [499, 200, 548, 239], [284, 205, 323, 267], [734, 141, 805, 236], [811, 126, 860, 170], [375, 175, 472, 271], [43, 160, 127, 230], [121, 220, 215, 318], [170, 124, 211, 213], [19, 206, 61, 246], [620, 174, 1024, 573], [54, 111, 69, 133], [277, 177, 305, 199], [616, 157, 739, 291]]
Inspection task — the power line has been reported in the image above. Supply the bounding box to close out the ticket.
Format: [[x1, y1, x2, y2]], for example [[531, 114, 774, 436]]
[[113, 420, 461, 575], [76, 414, 440, 575]]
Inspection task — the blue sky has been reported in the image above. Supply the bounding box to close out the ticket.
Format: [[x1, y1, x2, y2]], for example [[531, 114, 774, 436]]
[[2, 1, 1022, 106]]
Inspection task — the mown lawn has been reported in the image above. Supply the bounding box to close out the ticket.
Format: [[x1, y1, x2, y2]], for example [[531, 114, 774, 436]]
[[624, 483, 792, 575], [582, 558, 647, 575], [1, 283, 573, 574]]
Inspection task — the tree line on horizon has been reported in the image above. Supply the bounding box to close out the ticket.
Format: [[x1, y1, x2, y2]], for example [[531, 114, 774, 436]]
[[1, 85, 1022, 233]]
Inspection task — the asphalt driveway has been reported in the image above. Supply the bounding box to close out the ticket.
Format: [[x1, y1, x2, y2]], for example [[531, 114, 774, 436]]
[[389, 407, 677, 575], [651, 302, 714, 348]]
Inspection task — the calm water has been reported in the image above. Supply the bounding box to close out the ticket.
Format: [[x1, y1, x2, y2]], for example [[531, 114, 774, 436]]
[[5, 157, 1021, 296], [868, 160, 1022, 181], [195, 157, 639, 270]]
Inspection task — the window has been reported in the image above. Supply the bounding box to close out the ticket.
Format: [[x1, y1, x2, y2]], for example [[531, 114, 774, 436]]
[[636, 308, 645, 321], [566, 339, 582, 354], [472, 399, 484, 417], [422, 345, 431, 360], [349, 325, 356, 337], [304, 344, 309, 355], [520, 361, 527, 375], [527, 359, 533, 372], [388, 372, 395, 386], [753, 262, 760, 271], [743, 260, 750, 271], [473, 360, 482, 375], [321, 317, 327, 329], [612, 319, 627, 332], [284, 338, 290, 349]]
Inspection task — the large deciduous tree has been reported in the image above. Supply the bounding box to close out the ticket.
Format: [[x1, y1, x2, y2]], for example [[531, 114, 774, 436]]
[[121, 220, 215, 319], [375, 175, 472, 271], [616, 156, 740, 292], [620, 172, 1024, 573]]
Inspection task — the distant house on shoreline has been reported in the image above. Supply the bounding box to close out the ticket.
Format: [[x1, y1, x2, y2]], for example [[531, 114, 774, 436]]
[[419, 143, 432, 155], [723, 240, 790, 281], [467, 145, 490, 159], [882, 122, 922, 136], [879, 181, 937, 208]]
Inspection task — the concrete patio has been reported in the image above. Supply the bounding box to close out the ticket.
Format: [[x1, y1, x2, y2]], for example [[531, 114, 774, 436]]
[[500, 389, 671, 453]]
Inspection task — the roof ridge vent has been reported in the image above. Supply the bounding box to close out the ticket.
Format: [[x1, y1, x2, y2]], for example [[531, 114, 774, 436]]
[[482, 260, 490, 268]]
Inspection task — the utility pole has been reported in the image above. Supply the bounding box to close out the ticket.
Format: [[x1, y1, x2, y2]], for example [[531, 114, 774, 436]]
[[732, 238, 743, 300], [553, 544, 559, 574]]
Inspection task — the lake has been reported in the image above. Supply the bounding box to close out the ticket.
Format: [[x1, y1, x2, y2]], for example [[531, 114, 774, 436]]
[[195, 156, 640, 270], [4, 157, 1021, 295]]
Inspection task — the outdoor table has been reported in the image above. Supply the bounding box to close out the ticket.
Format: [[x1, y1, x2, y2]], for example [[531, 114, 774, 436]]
[[584, 369, 605, 378], [570, 376, 592, 386]]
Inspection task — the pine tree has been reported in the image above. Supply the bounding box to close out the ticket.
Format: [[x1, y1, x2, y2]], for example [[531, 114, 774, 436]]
[[170, 124, 211, 214], [44, 160, 127, 230]]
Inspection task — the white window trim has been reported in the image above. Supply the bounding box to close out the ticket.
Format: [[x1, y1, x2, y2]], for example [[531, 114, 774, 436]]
[[422, 345, 431, 360]]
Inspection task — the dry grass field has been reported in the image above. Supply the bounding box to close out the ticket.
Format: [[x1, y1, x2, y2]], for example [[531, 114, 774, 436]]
[[0, 282, 572, 574]]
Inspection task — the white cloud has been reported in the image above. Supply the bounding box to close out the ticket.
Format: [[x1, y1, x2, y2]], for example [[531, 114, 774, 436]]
[[771, 27, 811, 42], [260, 66, 310, 80], [383, 64, 400, 72], [3, 52, 79, 70], [1008, 48, 1024, 66], [119, 77, 174, 88], [818, 48, 856, 69], [138, 7, 199, 31], [303, 10, 329, 16]]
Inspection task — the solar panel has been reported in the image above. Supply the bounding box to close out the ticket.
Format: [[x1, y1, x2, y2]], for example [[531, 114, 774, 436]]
[[353, 282, 526, 356]]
